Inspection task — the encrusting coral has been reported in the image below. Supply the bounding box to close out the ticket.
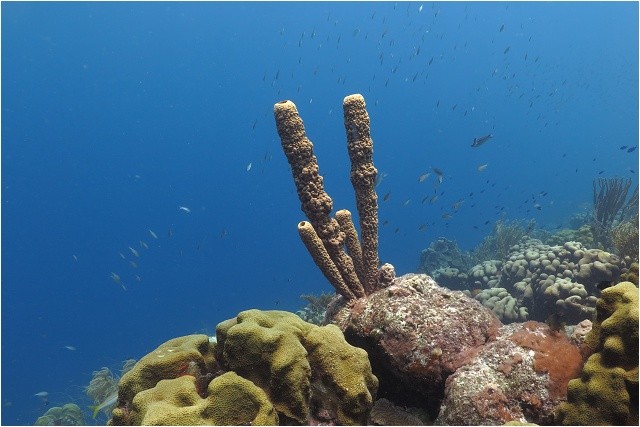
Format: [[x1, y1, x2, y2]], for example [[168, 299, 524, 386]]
[[274, 94, 383, 300]]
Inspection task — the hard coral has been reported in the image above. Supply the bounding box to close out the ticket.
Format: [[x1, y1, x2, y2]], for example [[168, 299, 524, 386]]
[[555, 281, 639, 425], [111, 311, 378, 426]]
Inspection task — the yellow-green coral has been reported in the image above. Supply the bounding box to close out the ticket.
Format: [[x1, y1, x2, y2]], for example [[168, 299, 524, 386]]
[[216, 309, 378, 425], [555, 281, 639, 425], [118, 373, 277, 425], [110, 311, 377, 425]]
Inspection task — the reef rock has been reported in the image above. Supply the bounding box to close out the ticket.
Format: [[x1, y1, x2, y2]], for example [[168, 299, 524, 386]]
[[436, 321, 583, 425], [329, 273, 501, 413]]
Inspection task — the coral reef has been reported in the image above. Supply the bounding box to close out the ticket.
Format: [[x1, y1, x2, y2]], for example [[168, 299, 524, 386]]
[[436, 321, 583, 425], [546, 224, 595, 247], [296, 291, 334, 325], [555, 281, 639, 425], [111, 310, 377, 425], [417, 237, 472, 275], [35, 403, 85, 426], [471, 219, 535, 264], [274, 94, 386, 300], [474, 238, 629, 324], [590, 177, 638, 250], [328, 273, 501, 416], [611, 215, 639, 262]]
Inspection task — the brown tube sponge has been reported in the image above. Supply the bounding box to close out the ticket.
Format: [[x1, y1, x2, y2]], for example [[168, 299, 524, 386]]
[[343, 94, 379, 294], [298, 221, 355, 301], [335, 209, 365, 286], [275, 100, 365, 299]]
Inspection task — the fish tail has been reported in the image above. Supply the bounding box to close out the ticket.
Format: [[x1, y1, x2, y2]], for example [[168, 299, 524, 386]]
[[89, 405, 100, 419]]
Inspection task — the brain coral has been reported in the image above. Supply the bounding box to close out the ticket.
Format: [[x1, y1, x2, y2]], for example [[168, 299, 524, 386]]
[[110, 310, 377, 426]]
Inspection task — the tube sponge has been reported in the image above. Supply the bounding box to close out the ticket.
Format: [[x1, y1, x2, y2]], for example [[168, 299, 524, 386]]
[[274, 100, 365, 299], [343, 94, 379, 294]]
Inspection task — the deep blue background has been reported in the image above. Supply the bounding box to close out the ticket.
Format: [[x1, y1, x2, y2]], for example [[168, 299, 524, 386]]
[[2, 2, 638, 424]]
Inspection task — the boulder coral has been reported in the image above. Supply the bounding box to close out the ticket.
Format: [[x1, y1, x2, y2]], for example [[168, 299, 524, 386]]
[[110, 310, 377, 425], [555, 281, 639, 425]]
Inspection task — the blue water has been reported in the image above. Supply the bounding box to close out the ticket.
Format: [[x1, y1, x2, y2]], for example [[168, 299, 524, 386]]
[[2, 1, 637, 424]]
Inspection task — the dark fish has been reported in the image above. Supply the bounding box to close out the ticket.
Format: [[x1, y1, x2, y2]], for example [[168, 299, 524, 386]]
[[383, 192, 391, 202], [597, 281, 613, 291], [545, 313, 565, 333], [620, 145, 628, 150], [503, 46, 511, 54], [471, 134, 494, 147], [598, 170, 604, 175], [627, 146, 636, 153], [499, 24, 505, 32]]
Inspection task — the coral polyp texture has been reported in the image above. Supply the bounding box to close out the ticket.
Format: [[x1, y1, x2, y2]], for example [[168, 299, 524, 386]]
[[109, 310, 377, 425], [274, 94, 382, 300], [555, 281, 639, 425]]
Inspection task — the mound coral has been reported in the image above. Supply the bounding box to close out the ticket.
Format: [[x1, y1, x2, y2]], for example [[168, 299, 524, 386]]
[[555, 281, 639, 425], [35, 403, 85, 426], [110, 310, 377, 425]]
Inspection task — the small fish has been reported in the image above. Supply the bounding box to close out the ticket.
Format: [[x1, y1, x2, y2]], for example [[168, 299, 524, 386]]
[[375, 172, 388, 187], [418, 224, 428, 231], [140, 241, 148, 249], [110, 272, 126, 291], [545, 313, 565, 333], [620, 145, 628, 150], [89, 391, 118, 419], [627, 146, 637, 153], [499, 24, 505, 32], [128, 247, 139, 257], [178, 206, 191, 213], [246, 162, 252, 171], [383, 192, 391, 202], [432, 167, 444, 184], [418, 4, 423, 12], [477, 164, 488, 172], [402, 199, 411, 207], [452, 199, 465, 210], [442, 212, 452, 220], [64, 345, 76, 351], [72, 255, 78, 262], [149, 229, 158, 239], [118, 252, 125, 259], [129, 260, 138, 269], [418, 172, 431, 183], [471, 134, 493, 147], [429, 195, 439, 204], [533, 203, 542, 210], [34, 391, 49, 403]]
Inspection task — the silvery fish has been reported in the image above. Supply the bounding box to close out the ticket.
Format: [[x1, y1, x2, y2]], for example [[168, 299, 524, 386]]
[[471, 134, 493, 147]]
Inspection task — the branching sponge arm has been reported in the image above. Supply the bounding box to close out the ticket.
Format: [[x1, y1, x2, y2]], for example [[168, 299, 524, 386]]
[[274, 100, 365, 299], [343, 94, 379, 294]]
